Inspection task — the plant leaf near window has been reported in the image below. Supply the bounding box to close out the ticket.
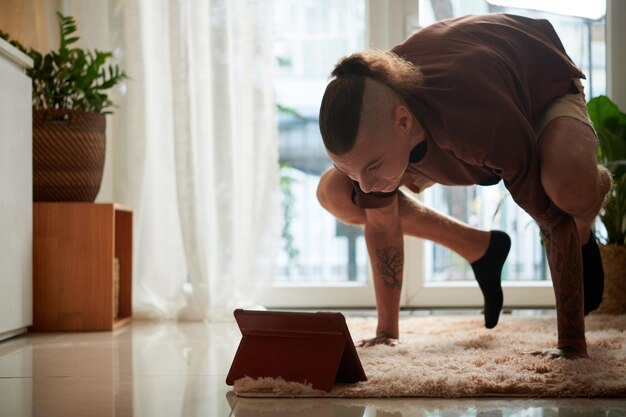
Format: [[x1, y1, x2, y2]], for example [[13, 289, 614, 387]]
[[0, 12, 127, 114], [588, 95, 626, 246]]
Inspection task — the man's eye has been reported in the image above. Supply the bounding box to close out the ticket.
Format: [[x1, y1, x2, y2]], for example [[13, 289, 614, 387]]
[[368, 163, 381, 171]]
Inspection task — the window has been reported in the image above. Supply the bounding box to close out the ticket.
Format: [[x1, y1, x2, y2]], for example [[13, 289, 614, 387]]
[[274, 0, 369, 286]]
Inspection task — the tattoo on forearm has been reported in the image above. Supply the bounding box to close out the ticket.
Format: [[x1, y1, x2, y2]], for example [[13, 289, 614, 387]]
[[376, 246, 403, 289]]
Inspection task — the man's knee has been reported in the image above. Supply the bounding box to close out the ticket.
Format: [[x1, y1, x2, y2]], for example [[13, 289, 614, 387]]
[[317, 169, 365, 225], [539, 118, 607, 218], [542, 165, 608, 218], [316, 169, 336, 210]]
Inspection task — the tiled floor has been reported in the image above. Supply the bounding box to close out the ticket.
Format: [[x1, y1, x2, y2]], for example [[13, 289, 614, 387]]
[[0, 313, 625, 417]]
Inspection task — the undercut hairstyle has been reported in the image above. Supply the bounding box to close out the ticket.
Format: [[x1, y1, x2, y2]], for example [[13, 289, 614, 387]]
[[319, 50, 424, 155]]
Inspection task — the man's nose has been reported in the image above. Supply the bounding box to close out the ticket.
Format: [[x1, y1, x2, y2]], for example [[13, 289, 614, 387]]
[[359, 178, 376, 194]]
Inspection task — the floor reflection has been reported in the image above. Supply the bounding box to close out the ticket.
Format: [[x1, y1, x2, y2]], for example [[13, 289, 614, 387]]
[[227, 392, 626, 417]]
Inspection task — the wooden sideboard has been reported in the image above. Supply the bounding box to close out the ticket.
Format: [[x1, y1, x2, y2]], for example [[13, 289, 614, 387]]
[[32, 203, 133, 331]]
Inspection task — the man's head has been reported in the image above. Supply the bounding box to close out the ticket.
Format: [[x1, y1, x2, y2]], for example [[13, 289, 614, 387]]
[[319, 50, 424, 193]]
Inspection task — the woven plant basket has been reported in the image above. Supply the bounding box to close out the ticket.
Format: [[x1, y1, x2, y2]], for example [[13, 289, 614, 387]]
[[595, 244, 626, 314], [33, 109, 106, 202]]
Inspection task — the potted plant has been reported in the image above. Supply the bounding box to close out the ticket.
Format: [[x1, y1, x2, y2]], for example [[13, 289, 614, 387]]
[[1, 13, 126, 201], [588, 95, 626, 314]]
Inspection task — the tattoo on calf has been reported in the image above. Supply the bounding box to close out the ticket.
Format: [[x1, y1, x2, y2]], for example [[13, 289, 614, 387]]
[[540, 211, 586, 346], [376, 246, 403, 289]]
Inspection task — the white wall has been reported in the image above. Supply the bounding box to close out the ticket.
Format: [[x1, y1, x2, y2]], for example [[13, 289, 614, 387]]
[[64, 0, 115, 203], [0, 0, 62, 52]]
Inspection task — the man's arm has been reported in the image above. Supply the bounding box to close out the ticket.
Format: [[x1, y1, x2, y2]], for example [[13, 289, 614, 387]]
[[359, 194, 404, 347], [533, 204, 587, 358]]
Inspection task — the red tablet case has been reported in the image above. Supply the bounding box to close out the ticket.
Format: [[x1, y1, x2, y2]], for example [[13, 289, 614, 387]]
[[225, 309, 367, 392]]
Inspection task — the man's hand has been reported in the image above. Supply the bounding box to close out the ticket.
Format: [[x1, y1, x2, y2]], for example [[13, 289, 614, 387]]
[[356, 331, 399, 347], [526, 347, 588, 360], [362, 199, 403, 350]]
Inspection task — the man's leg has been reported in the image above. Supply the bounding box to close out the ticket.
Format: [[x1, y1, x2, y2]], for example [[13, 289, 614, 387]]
[[539, 116, 612, 315], [539, 117, 611, 243], [317, 168, 510, 327], [397, 191, 510, 328], [318, 167, 494, 261], [533, 116, 611, 358]]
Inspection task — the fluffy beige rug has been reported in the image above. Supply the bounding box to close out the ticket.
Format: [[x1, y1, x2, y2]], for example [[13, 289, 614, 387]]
[[233, 314, 626, 398]]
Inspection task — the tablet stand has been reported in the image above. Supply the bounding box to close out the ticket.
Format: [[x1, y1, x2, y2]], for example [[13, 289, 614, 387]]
[[226, 310, 367, 392]]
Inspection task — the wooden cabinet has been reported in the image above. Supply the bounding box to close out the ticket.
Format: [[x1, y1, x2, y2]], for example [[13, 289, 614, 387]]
[[0, 38, 33, 341], [32, 203, 133, 331]]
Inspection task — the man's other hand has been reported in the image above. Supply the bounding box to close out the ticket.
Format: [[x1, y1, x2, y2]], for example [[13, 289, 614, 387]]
[[526, 347, 588, 360]]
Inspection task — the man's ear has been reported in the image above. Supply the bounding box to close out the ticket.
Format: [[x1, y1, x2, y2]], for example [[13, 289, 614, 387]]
[[394, 105, 412, 133]]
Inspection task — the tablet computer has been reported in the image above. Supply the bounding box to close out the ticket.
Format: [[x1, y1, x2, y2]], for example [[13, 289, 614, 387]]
[[226, 309, 367, 392]]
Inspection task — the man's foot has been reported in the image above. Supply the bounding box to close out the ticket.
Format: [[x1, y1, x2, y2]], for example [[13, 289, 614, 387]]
[[582, 232, 604, 315], [470, 231, 511, 329]]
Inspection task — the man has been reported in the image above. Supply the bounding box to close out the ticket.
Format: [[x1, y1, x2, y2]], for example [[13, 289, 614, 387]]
[[316, 14, 611, 359]]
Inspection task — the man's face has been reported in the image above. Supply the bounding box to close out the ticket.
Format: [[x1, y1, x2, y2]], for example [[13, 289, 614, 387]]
[[329, 130, 409, 194]]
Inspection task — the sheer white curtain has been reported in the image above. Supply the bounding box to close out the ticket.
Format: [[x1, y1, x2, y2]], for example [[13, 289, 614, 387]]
[[1, 0, 280, 321], [106, 0, 280, 320]]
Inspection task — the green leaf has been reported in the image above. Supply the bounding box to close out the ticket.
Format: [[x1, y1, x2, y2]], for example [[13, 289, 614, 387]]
[[277, 104, 306, 119], [4, 12, 125, 114], [588, 96, 626, 134], [598, 127, 626, 164], [590, 95, 626, 245]]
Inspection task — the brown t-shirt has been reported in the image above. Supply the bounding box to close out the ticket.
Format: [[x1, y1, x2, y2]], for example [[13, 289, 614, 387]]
[[351, 13, 584, 217]]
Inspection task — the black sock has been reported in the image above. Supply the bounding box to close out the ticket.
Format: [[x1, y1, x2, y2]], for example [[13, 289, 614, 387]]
[[582, 232, 604, 315], [470, 231, 511, 329]]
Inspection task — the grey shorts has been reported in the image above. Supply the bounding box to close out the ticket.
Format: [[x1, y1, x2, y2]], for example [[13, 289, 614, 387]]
[[534, 78, 597, 139]]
